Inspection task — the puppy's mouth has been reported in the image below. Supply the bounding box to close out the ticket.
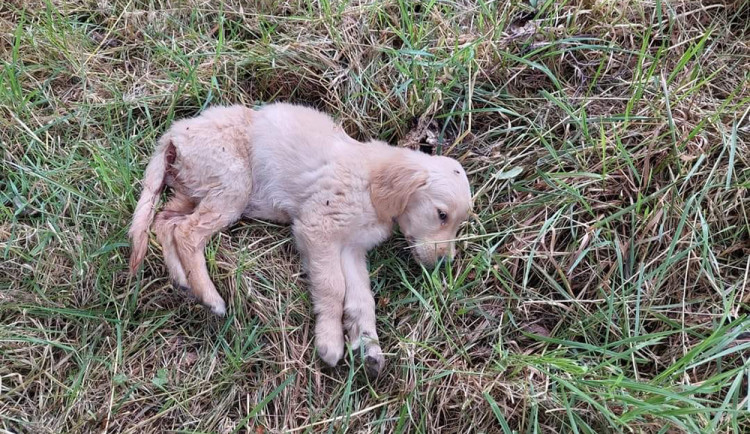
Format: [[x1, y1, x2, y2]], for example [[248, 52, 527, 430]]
[[403, 236, 425, 263]]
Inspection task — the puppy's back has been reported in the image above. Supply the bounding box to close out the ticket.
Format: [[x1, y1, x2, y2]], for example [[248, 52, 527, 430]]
[[254, 102, 342, 139], [245, 102, 367, 220], [249, 102, 357, 168]]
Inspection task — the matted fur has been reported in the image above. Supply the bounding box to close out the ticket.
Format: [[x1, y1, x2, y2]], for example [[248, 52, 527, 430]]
[[129, 103, 472, 376]]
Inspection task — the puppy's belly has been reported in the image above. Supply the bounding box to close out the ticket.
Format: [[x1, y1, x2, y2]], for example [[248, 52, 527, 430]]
[[242, 201, 292, 224]]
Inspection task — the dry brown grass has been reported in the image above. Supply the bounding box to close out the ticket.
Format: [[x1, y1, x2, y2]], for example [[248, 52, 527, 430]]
[[1, 0, 748, 432]]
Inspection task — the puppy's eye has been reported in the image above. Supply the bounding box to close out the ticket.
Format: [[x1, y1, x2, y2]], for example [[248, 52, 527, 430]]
[[437, 209, 448, 222]]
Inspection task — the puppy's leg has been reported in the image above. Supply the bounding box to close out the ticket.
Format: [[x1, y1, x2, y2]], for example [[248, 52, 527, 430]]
[[153, 192, 195, 291], [294, 226, 346, 367], [310, 252, 347, 367], [341, 247, 385, 378], [173, 197, 245, 316]]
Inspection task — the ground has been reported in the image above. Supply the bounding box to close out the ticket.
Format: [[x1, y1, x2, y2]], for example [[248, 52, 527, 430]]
[[1, 0, 749, 433]]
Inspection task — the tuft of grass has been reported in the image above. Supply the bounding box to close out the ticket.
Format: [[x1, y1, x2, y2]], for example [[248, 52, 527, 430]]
[[1, 0, 748, 432]]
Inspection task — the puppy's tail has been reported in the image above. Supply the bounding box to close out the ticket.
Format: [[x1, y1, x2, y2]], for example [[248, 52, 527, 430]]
[[128, 138, 173, 273]]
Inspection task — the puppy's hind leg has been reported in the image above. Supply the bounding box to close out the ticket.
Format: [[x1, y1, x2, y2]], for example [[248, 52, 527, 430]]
[[173, 195, 247, 316], [153, 192, 195, 292]]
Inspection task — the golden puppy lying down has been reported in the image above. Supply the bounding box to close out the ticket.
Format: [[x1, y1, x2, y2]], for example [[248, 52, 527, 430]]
[[128, 103, 471, 377]]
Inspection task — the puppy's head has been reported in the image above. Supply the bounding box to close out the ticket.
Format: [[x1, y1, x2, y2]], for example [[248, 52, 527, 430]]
[[370, 152, 472, 265]]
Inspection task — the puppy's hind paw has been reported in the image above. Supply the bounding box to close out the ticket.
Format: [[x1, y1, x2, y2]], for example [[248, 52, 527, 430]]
[[174, 281, 227, 316]]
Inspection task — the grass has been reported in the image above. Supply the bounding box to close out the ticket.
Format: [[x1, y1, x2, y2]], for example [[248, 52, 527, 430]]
[[1, 0, 748, 432]]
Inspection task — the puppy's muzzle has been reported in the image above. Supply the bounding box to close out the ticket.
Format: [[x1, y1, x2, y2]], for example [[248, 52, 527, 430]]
[[408, 238, 455, 266]]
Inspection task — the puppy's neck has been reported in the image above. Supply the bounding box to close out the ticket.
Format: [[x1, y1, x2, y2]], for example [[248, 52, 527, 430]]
[[364, 141, 424, 169]]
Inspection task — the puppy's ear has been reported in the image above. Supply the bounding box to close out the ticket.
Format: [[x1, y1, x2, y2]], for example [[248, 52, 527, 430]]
[[370, 161, 427, 222]]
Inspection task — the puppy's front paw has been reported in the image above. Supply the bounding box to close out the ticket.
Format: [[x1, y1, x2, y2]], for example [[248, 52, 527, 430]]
[[364, 345, 385, 378], [316, 319, 345, 366], [173, 280, 194, 298], [317, 339, 345, 367]]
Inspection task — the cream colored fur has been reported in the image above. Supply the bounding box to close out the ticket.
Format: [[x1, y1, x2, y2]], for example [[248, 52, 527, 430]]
[[128, 103, 472, 377]]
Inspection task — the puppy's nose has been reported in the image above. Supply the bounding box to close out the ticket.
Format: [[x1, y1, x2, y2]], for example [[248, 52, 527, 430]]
[[435, 245, 454, 262]]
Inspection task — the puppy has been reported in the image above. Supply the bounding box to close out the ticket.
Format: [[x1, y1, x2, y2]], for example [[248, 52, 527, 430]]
[[128, 103, 472, 377]]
